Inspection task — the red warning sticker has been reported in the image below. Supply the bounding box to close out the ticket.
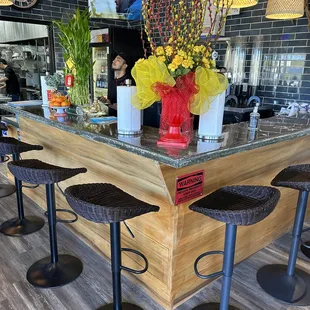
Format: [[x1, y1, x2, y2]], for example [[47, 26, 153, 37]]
[[175, 170, 205, 205]]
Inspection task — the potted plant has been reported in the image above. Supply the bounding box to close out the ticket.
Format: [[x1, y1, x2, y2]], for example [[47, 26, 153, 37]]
[[40, 73, 64, 106], [53, 8, 94, 107], [45, 73, 64, 88]]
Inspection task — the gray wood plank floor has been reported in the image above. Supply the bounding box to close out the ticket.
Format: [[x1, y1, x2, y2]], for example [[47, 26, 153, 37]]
[[0, 173, 309, 310]]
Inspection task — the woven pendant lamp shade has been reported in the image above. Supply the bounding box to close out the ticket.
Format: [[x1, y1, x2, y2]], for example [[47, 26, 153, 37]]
[[0, 0, 13, 5], [266, 0, 304, 19], [231, 0, 258, 8]]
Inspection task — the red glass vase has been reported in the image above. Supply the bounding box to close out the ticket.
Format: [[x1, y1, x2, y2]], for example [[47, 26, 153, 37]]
[[154, 72, 198, 149]]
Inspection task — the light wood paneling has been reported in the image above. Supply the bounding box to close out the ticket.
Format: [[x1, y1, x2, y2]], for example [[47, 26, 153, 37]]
[[6, 124, 18, 139], [17, 117, 174, 309], [163, 136, 310, 305], [15, 116, 310, 309], [1, 171, 310, 310]]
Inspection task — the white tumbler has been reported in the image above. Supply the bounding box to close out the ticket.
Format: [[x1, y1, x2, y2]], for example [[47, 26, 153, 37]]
[[197, 140, 222, 153], [198, 90, 226, 140], [117, 85, 142, 135], [118, 135, 141, 147]]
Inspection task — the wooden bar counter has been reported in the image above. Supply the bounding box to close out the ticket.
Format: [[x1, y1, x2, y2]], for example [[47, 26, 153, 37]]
[[1, 104, 310, 309]]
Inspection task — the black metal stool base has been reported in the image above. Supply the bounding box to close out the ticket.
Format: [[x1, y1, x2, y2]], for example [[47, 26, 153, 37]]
[[97, 303, 143, 310], [257, 264, 310, 305], [0, 184, 15, 198], [192, 303, 239, 309], [27, 254, 83, 288], [301, 241, 310, 259], [0, 216, 45, 236]]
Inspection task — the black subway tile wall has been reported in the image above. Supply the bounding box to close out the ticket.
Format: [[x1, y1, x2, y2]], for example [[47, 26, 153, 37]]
[[0, 0, 141, 70], [218, 0, 310, 106], [1, 0, 309, 107]]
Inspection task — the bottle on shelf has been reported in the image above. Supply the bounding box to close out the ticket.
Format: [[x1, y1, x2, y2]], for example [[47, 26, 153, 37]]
[[98, 75, 101, 88], [96, 74, 100, 88], [101, 65, 105, 73], [102, 76, 107, 88], [100, 75, 105, 88]]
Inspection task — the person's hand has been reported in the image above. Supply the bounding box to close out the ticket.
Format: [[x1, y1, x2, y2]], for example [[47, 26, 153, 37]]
[[109, 103, 117, 110], [0, 84, 6, 89], [99, 96, 111, 104]]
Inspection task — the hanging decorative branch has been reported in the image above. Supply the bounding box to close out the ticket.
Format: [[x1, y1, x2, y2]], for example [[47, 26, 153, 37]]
[[142, 0, 231, 56]]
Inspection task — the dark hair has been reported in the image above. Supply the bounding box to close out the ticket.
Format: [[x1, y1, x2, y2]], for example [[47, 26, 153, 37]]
[[117, 52, 130, 65], [0, 59, 7, 65]]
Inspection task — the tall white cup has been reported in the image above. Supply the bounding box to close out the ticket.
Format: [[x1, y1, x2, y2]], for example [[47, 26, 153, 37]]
[[117, 85, 142, 135], [198, 91, 226, 140]]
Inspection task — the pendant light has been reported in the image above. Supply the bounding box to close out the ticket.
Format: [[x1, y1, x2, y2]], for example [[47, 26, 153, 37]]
[[230, 0, 258, 8], [0, 0, 13, 5], [265, 0, 304, 19], [218, 0, 258, 9]]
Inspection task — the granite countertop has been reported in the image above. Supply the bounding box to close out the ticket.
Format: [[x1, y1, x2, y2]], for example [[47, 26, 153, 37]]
[[1, 104, 310, 168]]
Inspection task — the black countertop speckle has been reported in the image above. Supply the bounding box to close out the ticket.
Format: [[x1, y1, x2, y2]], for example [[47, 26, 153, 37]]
[[1, 104, 310, 168]]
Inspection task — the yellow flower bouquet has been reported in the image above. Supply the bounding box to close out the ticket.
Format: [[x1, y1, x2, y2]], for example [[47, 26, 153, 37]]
[[131, 0, 231, 148]]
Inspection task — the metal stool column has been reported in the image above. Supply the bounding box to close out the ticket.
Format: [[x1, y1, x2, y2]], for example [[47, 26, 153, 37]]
[[0, 152, 44, 236], [47, 183, 58, 264], [104, 222, 122, 310], [64, 183, 160, 310], [27, 183, 83, 288], [98, 221, 148, 310], [257, 190, 310, 305], [7, 158, 87, 287], [193, 223, 239, 310], [220, 224, 237, 310], [190, 185, 280, 310]]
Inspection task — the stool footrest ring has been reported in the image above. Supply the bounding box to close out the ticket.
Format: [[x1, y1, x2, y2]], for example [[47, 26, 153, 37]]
[[1, 156, 10, 163], [194, 250, 224, 279], [302, 227, 310, 234], [44, 209, 78, 224], [121, 248, 148, 274], [301, 227, 310, 249], [301, 238, 310, 249], [23, 184, 40, 189]]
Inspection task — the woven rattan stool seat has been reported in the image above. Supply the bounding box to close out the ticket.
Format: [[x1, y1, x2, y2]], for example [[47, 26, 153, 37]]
[[272, 165, 310, 191], [190, 185, 280, 226], [8, 159, 87, 184], [0, 137, 43, 155], [65, 183, 160, 223]]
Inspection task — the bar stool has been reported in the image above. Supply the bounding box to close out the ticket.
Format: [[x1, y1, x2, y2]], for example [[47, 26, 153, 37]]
[[0, 137, 44, 236], [64, 183, 160, 310], [0, 126, 16, 197], [257, 165, 310, 305], [0, 122, 9, 164], [8, 159, 87, 288], [190, 185, 280, 310]]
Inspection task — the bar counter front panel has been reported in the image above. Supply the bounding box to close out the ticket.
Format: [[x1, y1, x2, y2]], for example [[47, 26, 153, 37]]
[[2, 104, 310, 310]]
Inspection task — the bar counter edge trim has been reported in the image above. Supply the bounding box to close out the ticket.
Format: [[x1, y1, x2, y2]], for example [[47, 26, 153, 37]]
[[2, 104, 310, 168]]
